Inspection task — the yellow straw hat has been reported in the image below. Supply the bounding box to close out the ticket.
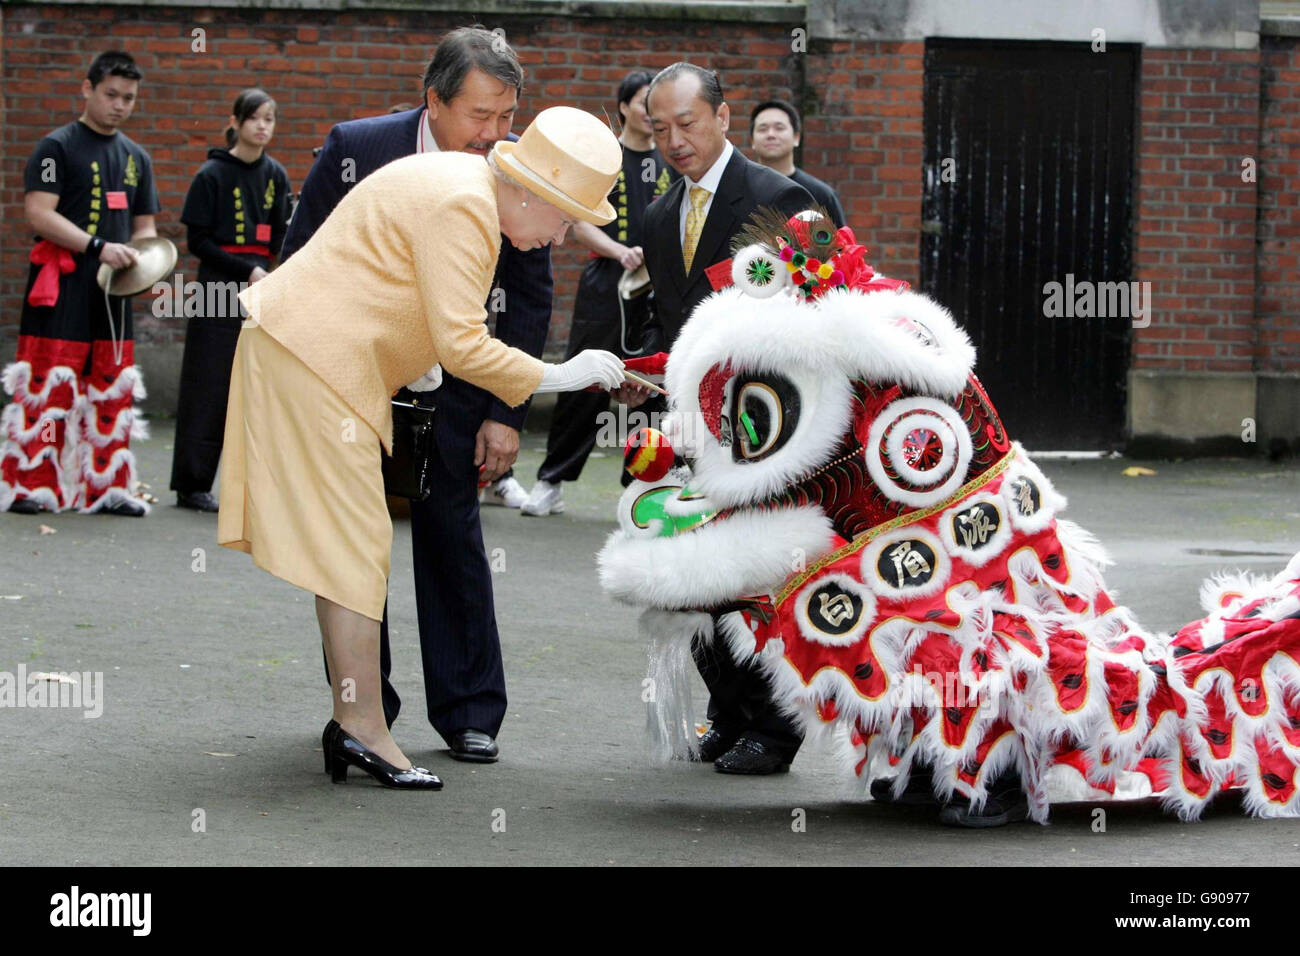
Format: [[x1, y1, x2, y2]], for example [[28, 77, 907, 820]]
[[491, 106, 622, 225]]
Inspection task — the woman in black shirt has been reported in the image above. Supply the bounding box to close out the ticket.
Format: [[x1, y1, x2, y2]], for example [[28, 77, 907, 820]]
[[170, 89, 291, 511]]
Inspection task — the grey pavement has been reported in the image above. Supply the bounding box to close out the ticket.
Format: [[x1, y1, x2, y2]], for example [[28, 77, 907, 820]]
[[2, 421, 1299, 866]]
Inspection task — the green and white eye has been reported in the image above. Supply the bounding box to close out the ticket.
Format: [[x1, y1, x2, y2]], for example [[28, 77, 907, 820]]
[[729, 374, 801, 462], [731, 244, 790, 299]]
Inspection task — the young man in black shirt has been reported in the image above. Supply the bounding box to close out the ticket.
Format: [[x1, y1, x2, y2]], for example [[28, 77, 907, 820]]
[[2, 50, 160, 516], [750, 100, 847, 228]]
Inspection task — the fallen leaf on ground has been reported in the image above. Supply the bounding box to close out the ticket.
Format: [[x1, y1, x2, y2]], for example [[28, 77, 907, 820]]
[[202, 752, 238, 758], [30, 672, 78, 684], [1121, 466, 1157, 477], [1, 595, 22, 601], [39, 525, 56, 535]]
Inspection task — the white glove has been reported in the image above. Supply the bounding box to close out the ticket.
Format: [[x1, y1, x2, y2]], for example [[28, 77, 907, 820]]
[[534, 349, 625, 394], [406, 364, 443, 392]]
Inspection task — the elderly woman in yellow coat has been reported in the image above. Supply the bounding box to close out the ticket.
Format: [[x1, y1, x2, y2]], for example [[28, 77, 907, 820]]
[[218, 107, 625, 789]]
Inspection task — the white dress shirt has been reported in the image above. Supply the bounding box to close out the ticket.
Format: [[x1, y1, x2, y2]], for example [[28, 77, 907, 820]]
[[678, 140, 734, 246], [417, 109, 441, 155]]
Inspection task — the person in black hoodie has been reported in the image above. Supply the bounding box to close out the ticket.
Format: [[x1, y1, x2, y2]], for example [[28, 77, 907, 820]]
[[170, 88, 291, 511]]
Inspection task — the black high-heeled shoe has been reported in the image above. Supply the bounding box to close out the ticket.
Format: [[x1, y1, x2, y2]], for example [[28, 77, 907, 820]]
[[328, 726, 443, 790], [322, 719, 341, 774]]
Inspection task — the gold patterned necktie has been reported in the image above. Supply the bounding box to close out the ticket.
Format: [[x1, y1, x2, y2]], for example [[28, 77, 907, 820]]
[[682, 185, 711, 274]]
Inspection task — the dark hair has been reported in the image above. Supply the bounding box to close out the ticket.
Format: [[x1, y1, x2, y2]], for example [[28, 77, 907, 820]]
[[646, 62, 724, 114], [87, 50, 142, 87], [617, 71, 653, 109], [750, 100, 801, 136], [422, 25, 524, 105], [225, 88, 276, 149]]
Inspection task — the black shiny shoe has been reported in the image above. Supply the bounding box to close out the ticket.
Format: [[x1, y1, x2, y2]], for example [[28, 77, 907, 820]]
[[177, 491, 220, 513], [102, 497, 147, 517], [938, 771, 1029, 828], [329, 726, 443, 790], [8, 498, 43, 514], [697, 727, 738, 763], [714, 736, 792, 775], [870, 766, 940, 806], [449, 729, 499, 763], [322, 719, 340, 774]]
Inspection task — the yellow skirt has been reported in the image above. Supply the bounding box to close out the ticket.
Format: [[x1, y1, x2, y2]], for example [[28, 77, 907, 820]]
[[217, 324, 390, 621]]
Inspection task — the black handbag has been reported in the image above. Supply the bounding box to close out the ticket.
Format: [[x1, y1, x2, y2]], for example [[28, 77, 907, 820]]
[[382, 388, 437, 500]]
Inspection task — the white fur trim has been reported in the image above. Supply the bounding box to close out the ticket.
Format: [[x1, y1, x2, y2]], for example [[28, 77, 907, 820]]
[[79, 405, 139, 447], [864, 396, 973, 509], [682, 366, 854, 510], [85, 365, 146, 403], [78, 445, 138, 491], [1, 402, 67, 444], [598, 505, 836, 609], [3, 362, 80, 410]]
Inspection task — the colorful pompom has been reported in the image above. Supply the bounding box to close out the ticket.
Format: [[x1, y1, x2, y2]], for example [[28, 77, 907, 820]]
[[817, 262, 834, 279], [779, 246, 795, 262], [624, 427, 675, 482]]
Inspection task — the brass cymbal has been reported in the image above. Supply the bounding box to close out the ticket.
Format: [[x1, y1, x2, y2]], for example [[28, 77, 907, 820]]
[[95, 237, 178, 296]]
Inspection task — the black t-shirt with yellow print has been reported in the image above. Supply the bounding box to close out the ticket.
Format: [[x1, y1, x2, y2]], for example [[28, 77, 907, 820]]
[[23, 120, 160, 243]]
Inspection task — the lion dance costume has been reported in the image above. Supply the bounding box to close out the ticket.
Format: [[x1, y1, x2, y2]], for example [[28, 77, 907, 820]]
[[599, 209, 1300, 822]]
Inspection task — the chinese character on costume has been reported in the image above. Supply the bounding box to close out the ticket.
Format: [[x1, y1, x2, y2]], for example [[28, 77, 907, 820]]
[[599, 206, 1300, 826]]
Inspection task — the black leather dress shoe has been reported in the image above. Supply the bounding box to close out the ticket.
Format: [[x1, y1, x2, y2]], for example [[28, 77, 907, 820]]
[[714, 736, 791, 775], [103, 497, 147, 517], [697, 728, 738, 763], [870, 766, 940, 806], [8, 498, 43, 514], [177, 491, 220, 512], [938, 771, 1029, 828], [449, 729, 499, 763], [328, 726, 443, 789]]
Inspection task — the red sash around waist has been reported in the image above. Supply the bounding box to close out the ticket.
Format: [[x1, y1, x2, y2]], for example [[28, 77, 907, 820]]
[[220, 244, 271, 258], [27, 240, 77, 307]]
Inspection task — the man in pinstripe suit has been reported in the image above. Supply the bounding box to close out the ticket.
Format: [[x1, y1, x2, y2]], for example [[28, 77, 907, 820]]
[[283, 27, 550, 763]]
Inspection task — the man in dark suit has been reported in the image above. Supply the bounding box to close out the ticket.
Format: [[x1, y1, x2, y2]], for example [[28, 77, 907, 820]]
[[283, 27, 550, 763], [749, 100, 847, 228], [638, 63, 813, 775]]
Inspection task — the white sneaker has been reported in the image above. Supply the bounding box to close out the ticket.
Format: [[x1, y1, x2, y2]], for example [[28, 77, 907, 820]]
[[520, 479, 564, 516], [482, 476, 529, 509]]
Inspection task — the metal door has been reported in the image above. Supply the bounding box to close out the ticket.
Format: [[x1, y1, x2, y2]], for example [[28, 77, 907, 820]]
[[921, 39, 1138, 449]]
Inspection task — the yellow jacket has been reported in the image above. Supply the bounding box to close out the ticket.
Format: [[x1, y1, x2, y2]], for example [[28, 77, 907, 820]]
[[239, 151, 545, 451]]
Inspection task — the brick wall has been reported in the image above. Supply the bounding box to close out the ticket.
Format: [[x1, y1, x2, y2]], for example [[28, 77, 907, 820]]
[[1257, 33, 1300, 374], [1133, 47, 1261, 374], [803, 39, 924, 286], [0, 4, 818, 360]]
